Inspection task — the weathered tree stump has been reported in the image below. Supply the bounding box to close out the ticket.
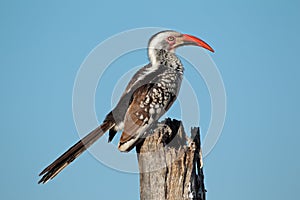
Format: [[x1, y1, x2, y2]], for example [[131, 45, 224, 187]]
[[136, 118, 206, 200]]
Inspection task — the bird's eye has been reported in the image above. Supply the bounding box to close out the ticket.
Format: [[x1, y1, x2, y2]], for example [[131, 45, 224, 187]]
[[167, 36, 175, 41]]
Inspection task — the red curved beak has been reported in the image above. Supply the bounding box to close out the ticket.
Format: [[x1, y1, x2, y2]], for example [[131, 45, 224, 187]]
[[182, 34, 214, 52]]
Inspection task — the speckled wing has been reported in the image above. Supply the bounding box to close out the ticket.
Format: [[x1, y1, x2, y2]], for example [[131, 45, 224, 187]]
[[118, 81, 178, 152], [117, 84, 153, 151], [111, 62, 182, 150]]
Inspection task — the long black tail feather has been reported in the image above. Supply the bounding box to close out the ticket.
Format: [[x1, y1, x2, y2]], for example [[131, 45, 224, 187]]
[[38, 121, 114, 184]]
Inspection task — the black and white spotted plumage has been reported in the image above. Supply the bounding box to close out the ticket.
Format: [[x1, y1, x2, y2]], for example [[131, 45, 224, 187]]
[[112, 49, 184, 151], [39, 30, 214, 184]]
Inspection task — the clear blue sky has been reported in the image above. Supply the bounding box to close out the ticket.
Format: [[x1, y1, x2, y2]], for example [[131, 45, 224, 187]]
[[0, 0, 299, 199]]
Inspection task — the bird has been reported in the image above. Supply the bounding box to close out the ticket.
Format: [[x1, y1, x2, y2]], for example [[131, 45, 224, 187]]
[[38, 30, 214, 184]]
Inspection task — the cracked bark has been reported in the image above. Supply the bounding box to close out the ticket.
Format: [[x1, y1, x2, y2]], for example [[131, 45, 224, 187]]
[[136, 118, 206, 200]]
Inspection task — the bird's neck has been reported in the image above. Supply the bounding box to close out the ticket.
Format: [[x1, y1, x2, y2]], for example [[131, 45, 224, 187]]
[[148, 49, 184, 73]]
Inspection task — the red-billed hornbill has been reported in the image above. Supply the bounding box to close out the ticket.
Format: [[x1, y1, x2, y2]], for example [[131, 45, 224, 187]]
[[38, 30, 214, 184]]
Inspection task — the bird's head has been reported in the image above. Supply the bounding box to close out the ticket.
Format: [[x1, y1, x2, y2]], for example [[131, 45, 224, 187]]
[[148, 30, 214, 64]]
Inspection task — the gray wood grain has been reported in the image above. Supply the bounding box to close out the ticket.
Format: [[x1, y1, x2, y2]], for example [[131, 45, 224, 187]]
[[136, 118, 206, 200]]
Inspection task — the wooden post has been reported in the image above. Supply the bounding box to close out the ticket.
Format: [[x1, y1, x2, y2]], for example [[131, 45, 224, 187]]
[[136, 118, 206, 200]]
